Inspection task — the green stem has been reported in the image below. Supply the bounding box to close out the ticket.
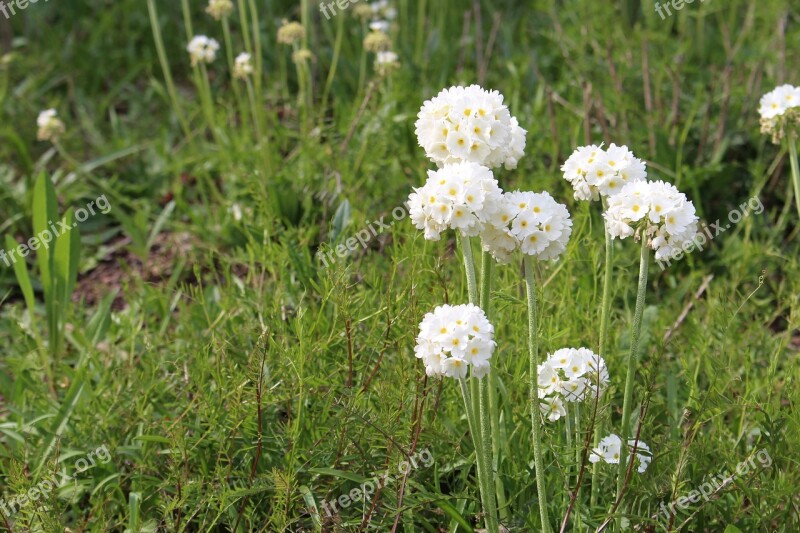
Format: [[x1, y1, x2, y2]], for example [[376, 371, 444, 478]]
[[459, 379, 496, 533], [221, 18, 236, 78], [615, 236, 649, 502], [180, 0, 193, 40], [322, 9, 345, 115], [592, 201, 614, 507], [524, 255, 551, 533], [481, 251, 508, 523], [788, 132, 800, 221], [146, 0, 191, 139], [459, 235, 479, 304]]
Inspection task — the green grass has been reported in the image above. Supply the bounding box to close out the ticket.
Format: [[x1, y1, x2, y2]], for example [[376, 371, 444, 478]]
[[0, 0, 799, 530]]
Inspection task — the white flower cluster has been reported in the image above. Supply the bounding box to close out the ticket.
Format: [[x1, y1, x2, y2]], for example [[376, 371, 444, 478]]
[[408, 162, 504, 240], [206, 0, 234, 20], [561, 143, 647, 201], [759, 84, 800, 143], [589, 434, 652, 473], [415, 304, 495, 379], [536, 348, 609, 422], [234, 53, 253, 79], [481, 191, 573, 263], [36, 109, 65, 142], [187, 35, 220, 66], [415, 85, 527, 170], [604, 180, 699, 262]]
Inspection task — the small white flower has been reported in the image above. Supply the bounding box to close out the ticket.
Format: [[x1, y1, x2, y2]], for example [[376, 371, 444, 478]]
[[603, 180, 699, 262], [187, 35, 220, 66], [481, 191, 572, 263], [375, 50, 399, 75], [589, 434, 651, 473], [540, 396, 566, 422], [415, 304, 496, 379], [36, 109, 65, 142], [234, 52, 253, 79], [561, 143, 647, 202], [206, 0, 234, 20], [415, 85, 526, 169], [408, 162, 504, 241]]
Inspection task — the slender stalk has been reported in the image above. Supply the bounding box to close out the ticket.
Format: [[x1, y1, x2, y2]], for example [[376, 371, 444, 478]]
[[459, 379, 497, 533], [592, 200, 614, 507], [146, 0, 191, 139], [322, 9, 345, 113], [221, 18, 236, 77], [481, 251, 508, 523], [524, 255, 551, 533], [788, 132, 800, 221], [180, 0, 193, 40], [615, 236, 649, 502], [459, 235, 479, 304]]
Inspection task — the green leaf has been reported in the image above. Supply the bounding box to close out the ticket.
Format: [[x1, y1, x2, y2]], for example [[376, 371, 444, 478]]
[[54, 209, 81, 310], [5, 234, 36, 316], [724, 526, 744, 533], [436, 500, 474, 532], [330, 199, 351, 243], [32, 173, 58, 299], [307, 467, 369, 484]]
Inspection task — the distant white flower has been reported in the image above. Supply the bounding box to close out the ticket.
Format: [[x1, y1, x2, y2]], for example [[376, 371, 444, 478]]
[[234, 52, 253, 79], [407, 162, 504, 241], [36, 109, 65, 142], [375, 50, 399, 75], [206, 0, 234, 19], [415, 303, 495, 379], [369, 20, 389, 32], [481, 191, 572, 263], [535, 348, 608, 421], [561, 143, 647, 202], [415, 85, 526, 169], [759, 84, 800, 143], [277, 20, 305, 45], [604, 180, 698, 262], [187, 35, 220, 66], [589, 434, 652, 473]]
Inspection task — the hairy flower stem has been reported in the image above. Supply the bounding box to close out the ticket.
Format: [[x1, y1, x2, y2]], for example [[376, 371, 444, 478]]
[[458, 379, 497, 533], [591, 203, 614, 507], [480, 251, 507, 523], [524, 255, 551, 533], [459, 236, 498, 533], [788, 133, 800, 221], [616, 236, 649, 503]]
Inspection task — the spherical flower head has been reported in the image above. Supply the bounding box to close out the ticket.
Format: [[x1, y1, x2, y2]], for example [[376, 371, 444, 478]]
[[277, 20, 305, 45], [363, 30, 392, 52], [36, 109, 65, 142], [187, 35, 220, 66], [233, 52, 253, 79], [415, 303, 495, 379], [407, 162, 503, 241], [206, 0, 234, 20], [561, 143, 647, 201], [371, 0, 397, 20], [375, 50, 399, 75], [292, 48, 314, 65], [603, 180, 699, 262], [759, 85, 800, 143], [481, 191, 572, 263], [415, 85, 526, 169], [589, 434, 651, 473]]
